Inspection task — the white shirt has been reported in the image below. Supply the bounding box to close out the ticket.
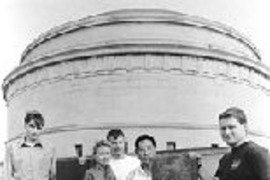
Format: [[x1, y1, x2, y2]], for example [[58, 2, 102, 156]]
[[109, 155, 140, 180]]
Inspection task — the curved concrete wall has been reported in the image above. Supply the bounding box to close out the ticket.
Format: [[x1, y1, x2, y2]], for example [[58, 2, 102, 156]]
[[3, 9, 270, 157]]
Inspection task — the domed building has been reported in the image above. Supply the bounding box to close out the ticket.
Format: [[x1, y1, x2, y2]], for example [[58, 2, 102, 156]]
[[3, 9, 270, 171]]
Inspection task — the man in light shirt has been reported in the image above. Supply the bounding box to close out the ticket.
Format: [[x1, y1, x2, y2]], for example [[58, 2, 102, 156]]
[[127, 134, 157, 180], [107, 129, 140, 180], [5, 110, 56, 180]]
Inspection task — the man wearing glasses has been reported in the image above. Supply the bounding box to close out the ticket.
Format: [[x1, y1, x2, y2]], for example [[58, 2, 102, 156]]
[[5, 110, 56, 180]]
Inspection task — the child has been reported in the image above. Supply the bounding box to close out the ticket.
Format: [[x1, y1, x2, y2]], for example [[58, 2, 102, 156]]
[[84, 140, 116, 180]]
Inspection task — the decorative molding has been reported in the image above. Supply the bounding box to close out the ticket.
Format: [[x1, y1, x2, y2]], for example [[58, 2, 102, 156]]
[[4, 54, 270, 102], [7, 39, 265, 82]]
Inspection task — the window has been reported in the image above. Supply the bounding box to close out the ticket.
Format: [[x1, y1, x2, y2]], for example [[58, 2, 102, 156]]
[[166, 141, 176, 151], [74, 143, 83, 157]]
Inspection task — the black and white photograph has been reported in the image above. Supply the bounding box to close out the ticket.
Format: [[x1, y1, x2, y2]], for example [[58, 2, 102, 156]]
[[1, 0, 270, 180]]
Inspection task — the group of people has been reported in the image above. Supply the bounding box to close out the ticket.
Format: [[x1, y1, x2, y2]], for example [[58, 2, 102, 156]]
[[84, 129, 156, 180], [4, 107, 270, 180]]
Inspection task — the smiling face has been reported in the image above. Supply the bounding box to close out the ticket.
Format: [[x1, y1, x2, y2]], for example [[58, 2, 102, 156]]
[[95, 145, 112, 165], [219, 117, 247, 147], [108, 136, 126, 158], [136, 139, 156, 164]]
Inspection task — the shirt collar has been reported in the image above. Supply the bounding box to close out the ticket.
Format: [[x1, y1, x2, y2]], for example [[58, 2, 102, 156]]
[[231, 141, 249, 153], [21, 142, 43, 148], [139, 163, 151, 176], [20, 137, 43, 148], [141, 162, 150, 170], [94, 160, 109, 170]]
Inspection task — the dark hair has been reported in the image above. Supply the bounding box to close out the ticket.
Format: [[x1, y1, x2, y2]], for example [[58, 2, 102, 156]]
[[106, 129, 125, 140], [135, 134, 156, 149], [92, 140, 111, 155], [24, 110, 44, 129], [219, 107, 247, 124]]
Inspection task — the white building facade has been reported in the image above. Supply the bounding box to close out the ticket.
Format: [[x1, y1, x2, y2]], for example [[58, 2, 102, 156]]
[[3, 9, 270, 158]]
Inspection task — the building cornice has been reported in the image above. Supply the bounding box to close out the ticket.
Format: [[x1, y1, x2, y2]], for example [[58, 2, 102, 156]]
[[2, 42, 270, 102], [4, 39, 270, 85]]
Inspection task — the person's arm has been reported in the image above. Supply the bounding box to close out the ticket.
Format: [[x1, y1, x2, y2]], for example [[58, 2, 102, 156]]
[[188, 152, 219, 180], [249, 148, 270, 180], [83, 170, 94, 180], [107, 166, 117, 180], [49, 147, 56, 180], [126, 169, 135, 180], [4, 144, 16, 180], [198, 166, 219, 180]]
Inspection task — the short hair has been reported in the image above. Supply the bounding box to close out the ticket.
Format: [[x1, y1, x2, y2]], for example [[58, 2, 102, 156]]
[[135, 134, 156, 149], [24, 110, 44, 129], [106, 129, 125, 140], [219, 107, 247, 124], [92, 140, 111, 155]]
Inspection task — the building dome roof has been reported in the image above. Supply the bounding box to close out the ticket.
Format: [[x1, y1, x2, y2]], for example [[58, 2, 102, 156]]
[[20, 8, 260, 64], [4, 9, 270, 102]]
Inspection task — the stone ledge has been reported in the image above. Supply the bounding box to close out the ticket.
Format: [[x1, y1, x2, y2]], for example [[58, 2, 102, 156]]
[[4, 54, 270, 102]]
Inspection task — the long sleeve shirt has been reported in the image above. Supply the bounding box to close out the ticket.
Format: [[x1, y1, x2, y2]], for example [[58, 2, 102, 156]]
[[83, 162, 116, 180], [215, 141, 270, 180], [5, 138, 56, 180]]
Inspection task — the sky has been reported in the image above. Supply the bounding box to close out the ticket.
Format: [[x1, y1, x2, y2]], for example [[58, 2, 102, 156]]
[[0, 0, 270, 161]]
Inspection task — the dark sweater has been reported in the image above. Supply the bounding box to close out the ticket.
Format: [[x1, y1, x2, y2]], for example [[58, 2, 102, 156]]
[[215, 141, 270, 180], [84, 161, 116, 180]]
